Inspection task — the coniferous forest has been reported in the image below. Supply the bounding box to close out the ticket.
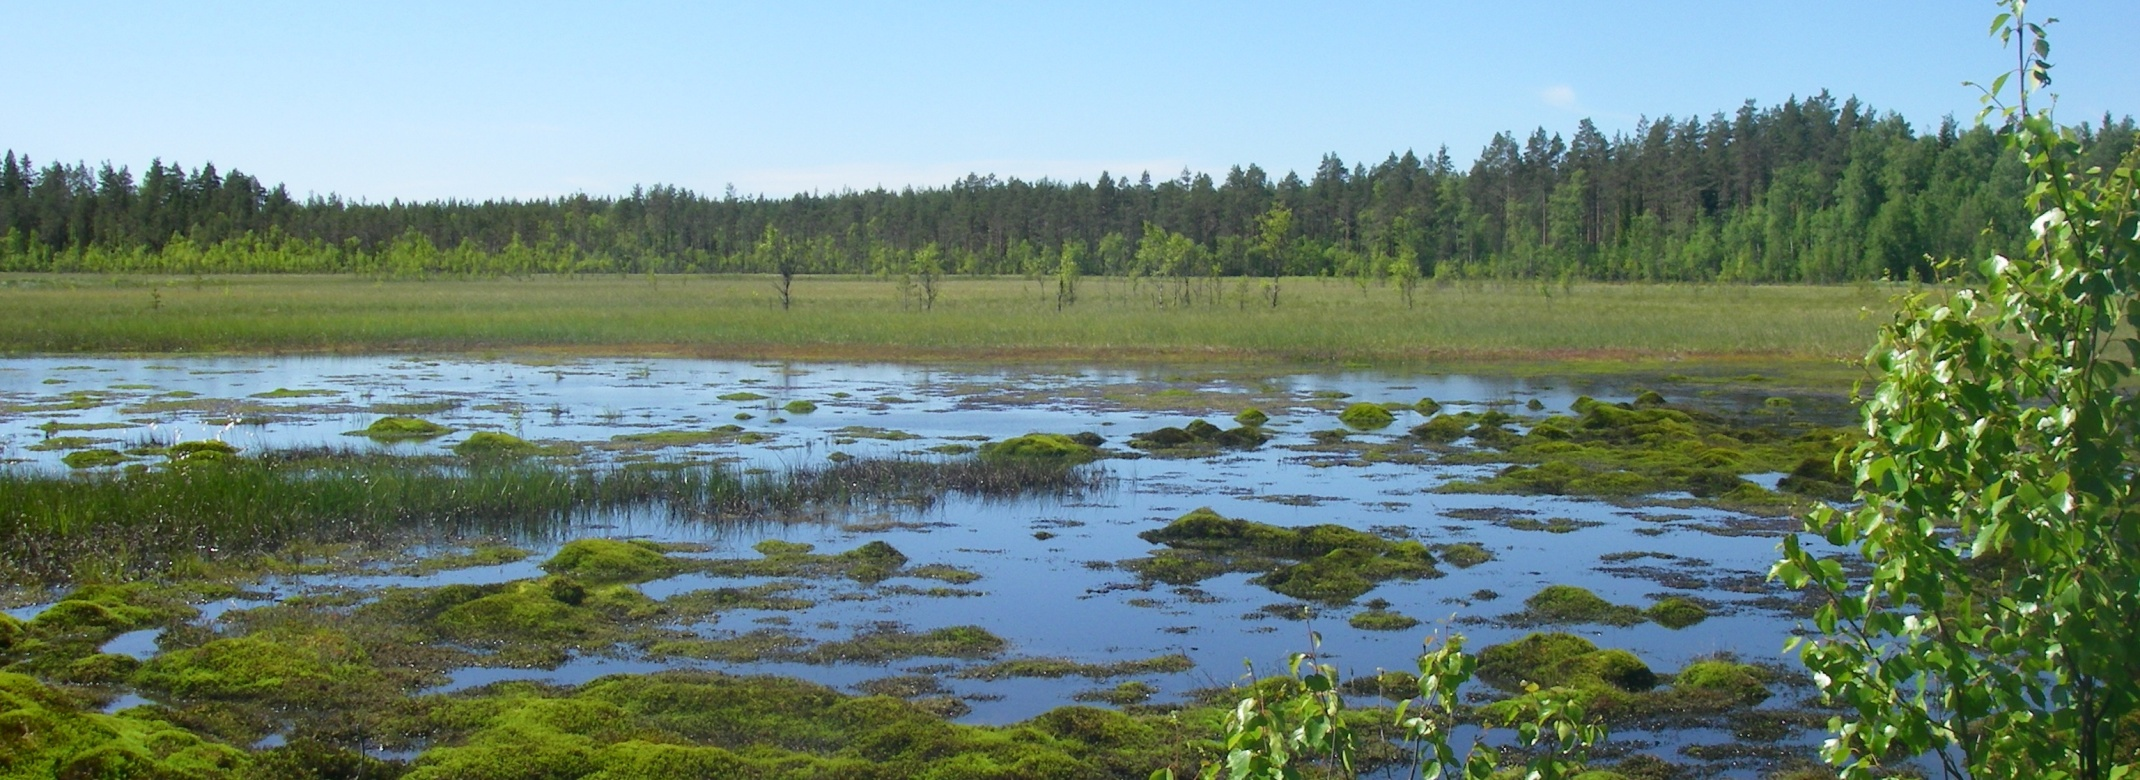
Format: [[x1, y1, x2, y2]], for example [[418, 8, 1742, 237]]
[[5, 93, 2134, 284]]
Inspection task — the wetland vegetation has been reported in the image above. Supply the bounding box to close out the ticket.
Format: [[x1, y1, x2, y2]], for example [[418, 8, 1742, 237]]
[[0, 274, 1888, 380], [0, 354, 1864, 778]]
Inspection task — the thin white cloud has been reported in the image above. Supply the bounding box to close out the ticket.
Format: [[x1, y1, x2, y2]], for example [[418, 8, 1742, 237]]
[[1541, 84, 1580, 111]]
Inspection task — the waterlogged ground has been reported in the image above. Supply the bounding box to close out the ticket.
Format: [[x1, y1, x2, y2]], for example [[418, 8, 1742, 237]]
[[0, 356, 1854, 775]]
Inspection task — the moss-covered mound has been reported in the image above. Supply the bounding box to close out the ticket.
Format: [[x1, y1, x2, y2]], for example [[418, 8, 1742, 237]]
[[1408, 414, 1472, 443], [0, 613, 23, 653], [836, 540, 910, 583], [1673, 660, 1771, 706], [346, 416, 453, 440], [0, 672, 250, 778], [60, 448, 129, 469], [1348, 608, 1421, 631], [1434, 542, 1493, 568], [401, 671, 1203, 779], [20, 583, 200, 652], [1127, 507, 1441, 603], [1434, 395, 1857, 506], [782, 399, 818, 414], [168, 439, 240, 461], [603, 425, 765, 451], [348, 575, 666, 671], [1476, 632, 1657, 694], [702, 539, 974, 586], [132, 629, 387, 708], [979, 432, 1101, 461], [1234, 408, 1270, 426], [454, 431, 545, 457], [1473, 640, 1787, 732], [1337, 403, 1396, 430], [542, 538, 681, 584], [1646, 597, 1710, 629], [1127, 419, 1270, 455], [1512, 585, 1648, 627], [433, 579, 660, 645]]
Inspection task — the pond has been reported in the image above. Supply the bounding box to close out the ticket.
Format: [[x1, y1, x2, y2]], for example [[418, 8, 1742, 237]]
[[0, 356, 1843, 774]]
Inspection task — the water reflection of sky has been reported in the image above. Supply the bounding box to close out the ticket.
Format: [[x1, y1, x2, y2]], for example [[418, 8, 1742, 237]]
[[2, 356, 1839, 772]]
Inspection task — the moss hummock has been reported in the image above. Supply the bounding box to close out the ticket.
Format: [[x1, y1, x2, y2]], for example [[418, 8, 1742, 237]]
[[1432, 395, 1857, 507], [454, 431, 546, 457], [701, 539, 971, 586], [0, 672, 249, 778], [1674, 660, 1771, 705], [1337, 402, 1396, 430], [131, 629, 385, 705], [1646, 597, 1710, 629], [346, 416, 453, 440], [1128, 507, 1441, 604], [167, 439, 240, 461], [1476, 632, 1657, 694], [60, 448, 129, 469], [1127, 419, 1269, 456], [398, 670, 1202, 779], [979, 432, 1100, 460], [541, 538, 680, 584], [1348, 608, 1421, 631], [1514, 585, 1648, 626]]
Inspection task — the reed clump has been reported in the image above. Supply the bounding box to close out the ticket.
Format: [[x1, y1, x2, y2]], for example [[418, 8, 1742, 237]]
[[0, 451, 1100, 584]]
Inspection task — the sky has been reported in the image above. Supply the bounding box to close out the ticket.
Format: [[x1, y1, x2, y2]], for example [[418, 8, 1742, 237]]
[[5, 1, 2136, 202]]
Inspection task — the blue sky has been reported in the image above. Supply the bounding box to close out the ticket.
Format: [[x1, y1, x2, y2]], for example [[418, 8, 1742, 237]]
[[6, 1, 2134, 201]]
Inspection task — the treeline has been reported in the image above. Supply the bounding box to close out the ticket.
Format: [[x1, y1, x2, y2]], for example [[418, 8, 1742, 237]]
[[4, 92, 2135, 284]]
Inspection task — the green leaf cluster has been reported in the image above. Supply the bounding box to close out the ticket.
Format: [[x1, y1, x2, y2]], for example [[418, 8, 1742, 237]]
[[1775, 7, 2140, 778]]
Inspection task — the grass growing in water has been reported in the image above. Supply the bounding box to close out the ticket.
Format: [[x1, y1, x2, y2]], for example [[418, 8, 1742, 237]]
[[0, 450, 1099, 583]]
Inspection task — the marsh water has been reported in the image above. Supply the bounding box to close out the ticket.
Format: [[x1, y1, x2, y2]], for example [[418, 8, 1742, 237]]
[[1, 356, 1836, 770]]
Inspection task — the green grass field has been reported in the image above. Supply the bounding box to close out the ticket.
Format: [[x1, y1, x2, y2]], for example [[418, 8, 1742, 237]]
[[0, 274, 1897, 377]]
